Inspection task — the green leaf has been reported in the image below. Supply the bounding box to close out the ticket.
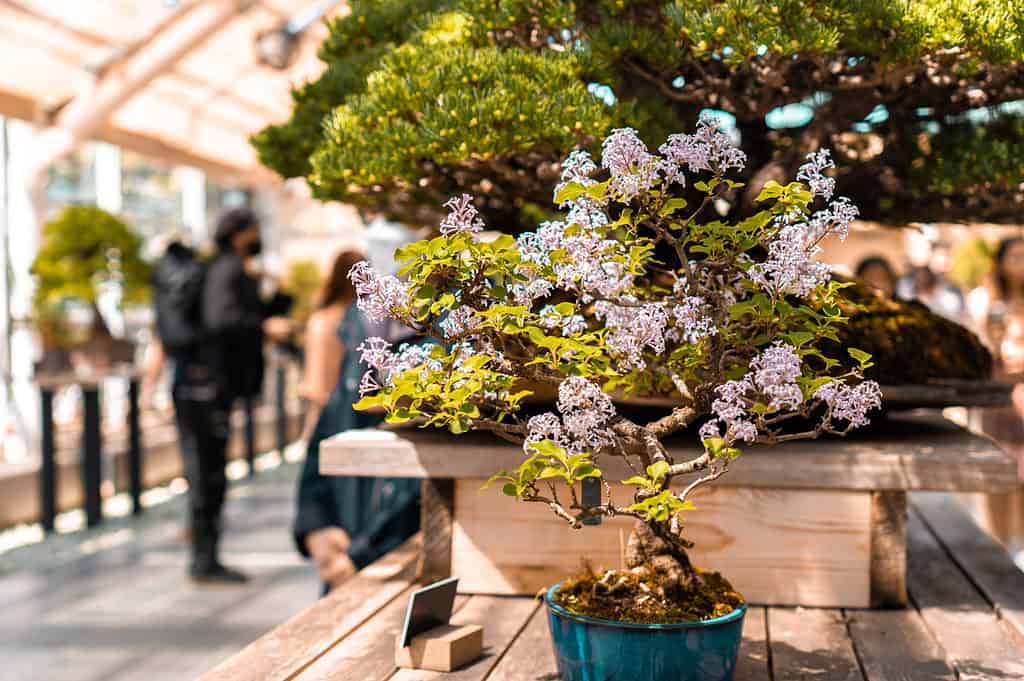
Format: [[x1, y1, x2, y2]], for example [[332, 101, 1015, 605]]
[[659, 197, 688, 216], [553, 181, 587, 205], [755, 181, 784, 202], [847, 347, 874, 368], [502, 483, 518, 497], [646, 461, 670, 481], [621, 475, 651, 487]]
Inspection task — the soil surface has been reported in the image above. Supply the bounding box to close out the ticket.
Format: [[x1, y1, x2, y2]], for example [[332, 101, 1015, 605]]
[[551, 566, 744, 624]]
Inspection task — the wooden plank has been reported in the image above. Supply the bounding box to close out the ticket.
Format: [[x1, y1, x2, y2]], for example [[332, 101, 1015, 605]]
[[912, 492, 1024, 644], [486, 606, 559, 681], [906, 510, 1024, 679], [197, 536, 421, 681], [320, 415, 1016, 492], [846, 609, 955, 680], [452, 480, 872, 607], [767, 607, 861, 681], [389, 596, 539, 681], [418, 478, 454, 583], [295, 594, 471, 681], [870, 491, 908, 607], [733, 606, 771, 681]]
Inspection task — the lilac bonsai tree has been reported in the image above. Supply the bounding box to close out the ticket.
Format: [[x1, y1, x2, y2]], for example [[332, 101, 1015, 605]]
[[350, 115, 881, 610]]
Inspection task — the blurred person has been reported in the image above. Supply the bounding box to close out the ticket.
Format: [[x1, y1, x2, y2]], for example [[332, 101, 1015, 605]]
[[299, 251, 363, 439], [854, 256, 897, 298], [896, 240, 965, 321], [968, 237, 1024, 551], [152, 238, 247, 581], [183, 208, 294, 582], [292, 255, 420, 593]]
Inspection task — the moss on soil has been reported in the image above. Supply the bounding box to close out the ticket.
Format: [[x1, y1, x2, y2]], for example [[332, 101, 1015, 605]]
[[552, 567, 744, 624]]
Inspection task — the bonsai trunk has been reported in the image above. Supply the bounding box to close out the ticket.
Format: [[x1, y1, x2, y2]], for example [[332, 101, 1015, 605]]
[[624, 519, 699, 591]]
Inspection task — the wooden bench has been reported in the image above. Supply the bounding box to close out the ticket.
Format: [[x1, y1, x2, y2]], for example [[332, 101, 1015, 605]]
[[319, 414, 1017, 608], [196, 493, 1024, 681]]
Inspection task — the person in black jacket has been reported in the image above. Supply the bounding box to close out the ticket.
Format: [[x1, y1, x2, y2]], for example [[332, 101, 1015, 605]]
[[193, 208, 294, 582]]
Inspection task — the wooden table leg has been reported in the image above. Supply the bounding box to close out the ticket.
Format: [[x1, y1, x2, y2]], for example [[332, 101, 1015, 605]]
[[870, 490, 908, 607], [419, 478, 454, 583]]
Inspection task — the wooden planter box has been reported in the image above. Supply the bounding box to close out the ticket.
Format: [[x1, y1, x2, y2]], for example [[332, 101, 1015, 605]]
[[320, 414, 1016, 608]]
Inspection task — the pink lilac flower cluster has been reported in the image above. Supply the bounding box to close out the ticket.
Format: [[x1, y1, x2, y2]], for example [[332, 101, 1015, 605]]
[[524, 377, 617, 455], [796, 149, 836, 201], [439, 194, 485, 236], [594, 300, 668, 370], [707, 342, 805, 442], [815, 381, 882, 428], [667, 283, 718, 344], [348, 261, 408, 322], [510, 278, 553, 307], [748, 221, 833, 298], [557, 376, 617, 453], [659, 112, 747, 175], [749, 342, 804, 410], [356, 338, 442, 394], [708, 378, 758, 443], [749, 192, 859, 298], [555, 150, 598, 205], [440, 305, 481, 339], [601, 128, 661, 201], [807, 197, 858, 242]]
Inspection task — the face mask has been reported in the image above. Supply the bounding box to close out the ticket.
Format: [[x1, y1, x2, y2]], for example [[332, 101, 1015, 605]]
[[247, 239, 263, 256]]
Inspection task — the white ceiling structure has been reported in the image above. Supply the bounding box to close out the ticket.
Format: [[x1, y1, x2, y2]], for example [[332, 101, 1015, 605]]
[[0, 0, 345, 184]]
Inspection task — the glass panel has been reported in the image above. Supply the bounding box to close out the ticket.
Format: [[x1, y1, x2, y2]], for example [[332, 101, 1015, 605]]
[[120, 149, 183, 240], [43, 144, 96, 214]]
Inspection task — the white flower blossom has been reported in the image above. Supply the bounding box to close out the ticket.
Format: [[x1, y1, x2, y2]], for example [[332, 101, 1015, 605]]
[[668, 296, 718, 344], [816, 381, 882, 428], [595, 300, 668, 370], [659, 112, 746, 175], [439, 194, 485, 235], [797, 149, 836, 201], [601, 128, 660, 201], [440, 305, 480, 339], [349, 261, 409, 321]]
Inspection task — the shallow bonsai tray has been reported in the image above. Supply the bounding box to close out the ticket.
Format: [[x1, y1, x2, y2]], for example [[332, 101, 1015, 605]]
[[320, 413, 1016, 608]]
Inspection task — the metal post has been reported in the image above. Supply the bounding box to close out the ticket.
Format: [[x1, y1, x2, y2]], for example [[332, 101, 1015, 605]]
[[244, 395, 256, 477], [275, 362, 287, 454], [81, 386, 103, 527], [39, 386, 56, 532], [127, 378, 142, 515]]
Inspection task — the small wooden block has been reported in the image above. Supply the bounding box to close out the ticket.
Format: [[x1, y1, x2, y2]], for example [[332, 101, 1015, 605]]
[[395, 624, 484, 672]]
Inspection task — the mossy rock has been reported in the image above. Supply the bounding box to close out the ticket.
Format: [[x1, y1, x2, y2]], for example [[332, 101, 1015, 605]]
[[827, 281, 992, 384]]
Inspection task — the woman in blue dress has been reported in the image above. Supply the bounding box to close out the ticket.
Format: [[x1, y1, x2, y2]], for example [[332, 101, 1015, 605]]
[[293, 252, 420, 591]]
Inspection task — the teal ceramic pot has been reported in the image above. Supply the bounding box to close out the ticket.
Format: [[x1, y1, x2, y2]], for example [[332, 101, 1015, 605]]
[[544, 582, 746, 681]]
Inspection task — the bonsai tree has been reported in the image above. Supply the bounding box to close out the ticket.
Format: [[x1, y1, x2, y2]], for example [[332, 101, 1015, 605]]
[[253, 0, 1024, 229], [283, 258, 324, 325], [349, 119, 881, 620], [31, 205, 151, 344]]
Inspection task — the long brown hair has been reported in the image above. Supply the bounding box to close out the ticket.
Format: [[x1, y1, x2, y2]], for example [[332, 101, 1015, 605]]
[[993, 237, 1024, 300], [316, 250, 364, 310]]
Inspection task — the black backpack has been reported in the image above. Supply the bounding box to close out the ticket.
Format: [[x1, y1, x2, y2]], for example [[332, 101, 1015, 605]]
[[152, 242, 206, 355]]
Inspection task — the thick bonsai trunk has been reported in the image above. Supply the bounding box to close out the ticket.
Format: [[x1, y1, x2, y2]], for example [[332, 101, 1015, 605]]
[[624, 520, 699, 591]]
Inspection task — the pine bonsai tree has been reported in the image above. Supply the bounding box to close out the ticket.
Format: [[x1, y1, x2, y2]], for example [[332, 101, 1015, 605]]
[[253, 0, 1024, 229]]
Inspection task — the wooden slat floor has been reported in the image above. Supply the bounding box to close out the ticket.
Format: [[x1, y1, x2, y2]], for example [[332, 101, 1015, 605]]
[[200, 492, 1024, 681], [0, 459, 320, 681]]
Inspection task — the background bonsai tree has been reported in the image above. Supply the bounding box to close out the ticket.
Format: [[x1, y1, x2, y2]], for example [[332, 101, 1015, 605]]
[[31, 205, 151, 344], [253, 0, 1024, 229], [349, 119, 882, 619]]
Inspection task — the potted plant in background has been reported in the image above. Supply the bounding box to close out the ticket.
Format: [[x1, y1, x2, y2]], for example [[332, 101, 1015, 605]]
[[30, 206, 151, 375], [350, 117, 881, 681]]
